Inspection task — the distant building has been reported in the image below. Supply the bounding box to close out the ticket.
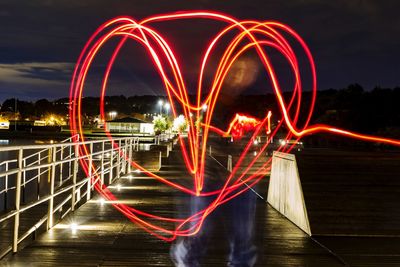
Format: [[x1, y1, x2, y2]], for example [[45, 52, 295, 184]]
[[106, 117, 154, 134]]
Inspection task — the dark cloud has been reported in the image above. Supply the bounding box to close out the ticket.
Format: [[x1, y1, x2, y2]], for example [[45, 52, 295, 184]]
[[0, 0, 399, 101]]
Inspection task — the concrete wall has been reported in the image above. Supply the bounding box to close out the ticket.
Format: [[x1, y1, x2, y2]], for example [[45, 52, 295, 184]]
[[267, 151, 311, 235]]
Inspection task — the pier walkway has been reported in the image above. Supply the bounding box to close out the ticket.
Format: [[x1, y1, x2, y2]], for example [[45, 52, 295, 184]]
[[1, 136, 399, 266]]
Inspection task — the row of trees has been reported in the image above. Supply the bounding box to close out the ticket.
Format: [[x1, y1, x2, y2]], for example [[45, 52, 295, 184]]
[[0, 98, 64, 119], [1, 84, 399, 136], [153, 115, 188, 134]]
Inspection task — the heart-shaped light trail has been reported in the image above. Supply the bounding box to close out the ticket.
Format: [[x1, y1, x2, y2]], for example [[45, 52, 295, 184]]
[[69, 11, 400, 241]]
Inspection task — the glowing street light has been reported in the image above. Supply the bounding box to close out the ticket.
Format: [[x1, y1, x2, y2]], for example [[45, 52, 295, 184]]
[[164, 103, 170, 114], [202, 104, 208, 112], [158, 100, 163, 114]]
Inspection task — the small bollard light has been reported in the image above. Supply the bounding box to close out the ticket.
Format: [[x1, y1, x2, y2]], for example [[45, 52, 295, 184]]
[[100, 198, 105, 206], [70, 223, 78, 233], [254, 151, 257, 156], [117, 184, 121, 191]]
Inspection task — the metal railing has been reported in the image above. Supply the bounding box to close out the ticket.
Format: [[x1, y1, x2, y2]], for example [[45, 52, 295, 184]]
[[0, 135, 146, 258], [154, 133, 175, 145]]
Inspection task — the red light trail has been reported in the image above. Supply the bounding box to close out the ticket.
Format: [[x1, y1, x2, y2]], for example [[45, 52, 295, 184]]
[[69, 11, 400, 241], [206, 112, 271, 139]]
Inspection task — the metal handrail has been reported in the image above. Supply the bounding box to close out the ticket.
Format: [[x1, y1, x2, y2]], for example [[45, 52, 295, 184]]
[[0, 134, 165, 258]]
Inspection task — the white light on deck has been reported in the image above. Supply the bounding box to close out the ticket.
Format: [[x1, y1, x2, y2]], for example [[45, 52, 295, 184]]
[[70, 223, 78, 233], [117, 184, 121, 191], [100, 198, 105, 206]]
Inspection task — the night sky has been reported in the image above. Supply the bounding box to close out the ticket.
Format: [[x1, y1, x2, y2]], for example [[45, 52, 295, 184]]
[[1, 0, 399, 102]]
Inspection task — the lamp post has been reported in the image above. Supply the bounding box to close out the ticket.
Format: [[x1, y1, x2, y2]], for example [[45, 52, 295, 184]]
[[158, 100, 163, 115], [164, 103, 170, 115]]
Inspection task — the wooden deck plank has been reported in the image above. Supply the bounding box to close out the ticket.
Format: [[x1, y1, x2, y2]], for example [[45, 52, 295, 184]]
[[2, 140, 399, 266]]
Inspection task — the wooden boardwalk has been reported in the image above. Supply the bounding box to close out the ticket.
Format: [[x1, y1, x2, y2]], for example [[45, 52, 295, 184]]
[[1, 140, 399, 266]]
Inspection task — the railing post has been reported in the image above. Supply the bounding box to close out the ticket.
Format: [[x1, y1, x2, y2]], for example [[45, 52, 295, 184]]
[[122, 139, 127, 174], [71, 145, 78, 212], [37, 153, 41, 200], [109, 145, 114, 184], [127, 139, 133, 174], [100, 140, 105, 185], [59, 145, 64, 186], [47, 146, 56, 230], [159, 151, 162, 170], [22, 158, 26, 204], [4, 161, 8, 210], [68, 144, 72, 180], [87, 142, 93, 202], [116, 140, 121, 178], [227, 155, 233, 173], [13, 148, 23, 253]]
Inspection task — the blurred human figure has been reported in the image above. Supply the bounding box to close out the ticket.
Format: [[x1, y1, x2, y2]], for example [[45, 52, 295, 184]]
[[170, 152, 258, 267]]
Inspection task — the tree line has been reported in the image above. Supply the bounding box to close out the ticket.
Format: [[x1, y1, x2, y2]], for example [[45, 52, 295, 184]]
[[1, 84, 399, 136]]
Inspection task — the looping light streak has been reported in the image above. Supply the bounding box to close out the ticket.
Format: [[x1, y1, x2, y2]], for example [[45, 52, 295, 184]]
[[69, 11, 400, 241]]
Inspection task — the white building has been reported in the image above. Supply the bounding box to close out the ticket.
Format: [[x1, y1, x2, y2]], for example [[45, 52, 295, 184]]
[[106, 117, 154, 134]]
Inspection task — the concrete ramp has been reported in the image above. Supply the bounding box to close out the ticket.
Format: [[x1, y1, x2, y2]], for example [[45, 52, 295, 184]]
[[267, 151, 311, 235]]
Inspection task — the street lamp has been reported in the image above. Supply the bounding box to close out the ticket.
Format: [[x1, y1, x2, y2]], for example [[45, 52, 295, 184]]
[[202, 104, 207, 112], [158, 100, 163, 114], [164, 103, 170, 115]]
